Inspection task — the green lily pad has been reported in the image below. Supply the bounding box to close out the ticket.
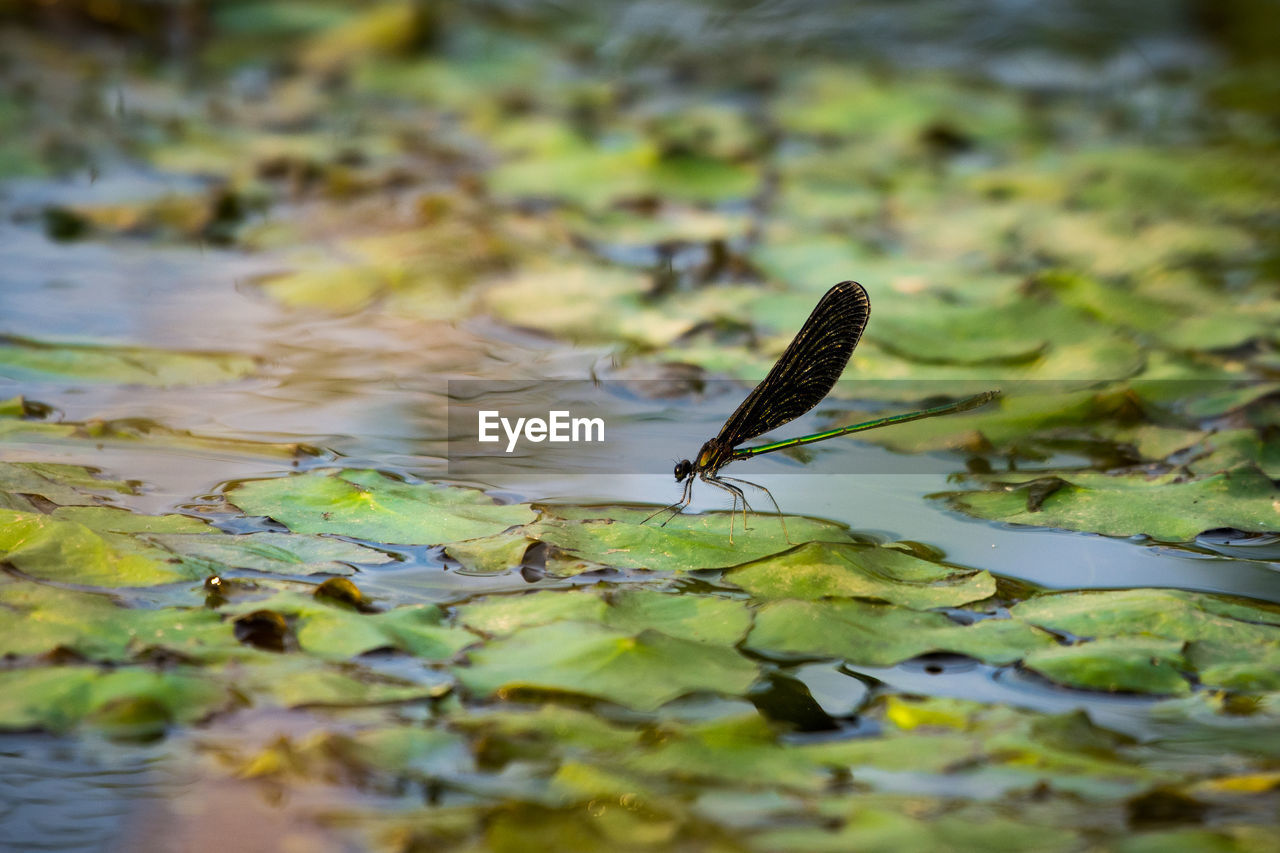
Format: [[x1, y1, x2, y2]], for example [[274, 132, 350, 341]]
[[624, 713, 829, 790], [444, 531, 532, 575], [1044, 269, 1280, 352], [1023, 638, 1191, 695], [454, 621, 759, 711], [449, 704, 643, 755], [747, 600, 1055, 666], [602, 588, 753, 645], [0, 336, 256, 386], [152, 531, 391, 576], [0, 413, 315, 460], [456, 589, 608, 635], [1012, 589, 1280, 692], [528, 506, 853, 573], [226, 659, 445, 708], [227, 469, 536, 544], [50, 506, 214, 534], [456, 588, 752, 646], [776, 67, 1027, 145], [1186, 640, 1280, 691], [0, 461, 134, 506], [255, 265, 389, 314], [1011, 589, 1280, 642], [0, 665, 229, 733], [724, 542, 995, 609], [0, 508, 204, 586], [218, 592, 476, 660], [481, 264, 694, 347], [0, 579, 243, 662], [0, 395, 34, 416], [937, 465, 1280, 541], [488, 129, 759, 208], [1185, 430, 1280, 479]]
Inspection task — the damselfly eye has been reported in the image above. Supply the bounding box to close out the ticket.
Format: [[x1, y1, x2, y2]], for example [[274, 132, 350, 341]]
[[674, 460, 693, 481]]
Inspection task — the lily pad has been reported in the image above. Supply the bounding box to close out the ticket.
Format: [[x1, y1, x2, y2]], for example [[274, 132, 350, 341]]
[[0, 336, 256, 387], [0, 665, 230, 733], [456, 588, 752, 646], [444, 531, 533, 575], [50, 506, 214, 534], [1011, 589, 1280, 642], [0, 508, 205, 586], [625, 713, 829, 790], [0, 461, 134, 506], [0, 414, 315, 460], [0, 579, 243, 662], [228, 469, 536, 544], [152, 531, 391, 576], [218, 592, 476, 660], [747, 600, 1055, 666], [937, 465, 1280, 541], [226, 659, 445, 708], [1012, 589, 1280, 692], [1023, 638, 1191, 695], [1186, 640, 1280, 691], [454, 621, 759, 711], [724, 542, 995, 609], [481, 264, 694, 348], [528, 506, 853, 573]]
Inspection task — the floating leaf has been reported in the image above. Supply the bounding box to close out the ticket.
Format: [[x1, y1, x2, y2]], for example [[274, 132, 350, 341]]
[[482, 264, 694, 347], [0, 461, 134, 507], [747, 600, 1054, 666], [0, 414, 313, 460], [218, 592, 476, 660], [1023, 638, 1191, 695], [0, 508, 203, 586], [0, 666, 229, 733], [937, 465, 1280, 541], [625, 713, 828, 790], [226, 659, 445, 708], [724, 542, 995, 609], [602, 588, 753, 646], [455, 621, 759, 711], [445, 531, 532, 575], [50, 506, 214, 534], [0, 579, 243, 662], [152, 531, 391, 576], [1011, 589, 1280, 641], [456, 589, 609, 635], [457, 588, 752, 646], [528, 506, 853, 573], [0, 336, 256, 386], [255, 265, 389, 314], [228, 469, 535, 544]]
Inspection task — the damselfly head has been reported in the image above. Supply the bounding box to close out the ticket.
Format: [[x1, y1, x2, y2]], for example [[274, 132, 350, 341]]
[[674, 459, 693, 482]]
